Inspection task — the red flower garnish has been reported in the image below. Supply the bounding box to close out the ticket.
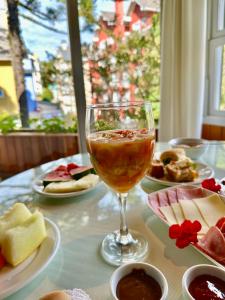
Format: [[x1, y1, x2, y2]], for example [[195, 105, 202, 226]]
[[169, 220, 202, 249], [201, 178, 221, 193]]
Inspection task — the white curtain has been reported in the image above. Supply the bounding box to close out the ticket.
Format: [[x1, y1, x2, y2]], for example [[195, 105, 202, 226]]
[[159, 0, 207, 141]]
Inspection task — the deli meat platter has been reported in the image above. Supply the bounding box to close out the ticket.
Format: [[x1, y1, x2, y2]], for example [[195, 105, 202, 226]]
[[147, 185, 225, 268]]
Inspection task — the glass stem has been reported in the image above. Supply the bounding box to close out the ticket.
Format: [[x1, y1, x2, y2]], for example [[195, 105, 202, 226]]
[[116, 192, 133, 245]]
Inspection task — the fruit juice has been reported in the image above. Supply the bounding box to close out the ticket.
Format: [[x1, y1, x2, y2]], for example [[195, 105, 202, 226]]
[[87, 129, 155, 193]]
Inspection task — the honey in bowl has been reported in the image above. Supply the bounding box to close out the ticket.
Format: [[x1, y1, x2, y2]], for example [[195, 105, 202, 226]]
[[188, 274, 225, 299], [116, 268, 162, 300]]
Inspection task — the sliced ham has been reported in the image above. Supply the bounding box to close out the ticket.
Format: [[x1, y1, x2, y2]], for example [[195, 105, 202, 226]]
[[167, 189, 178, 204], [148, 193, 164, 218], [177, 186, 204, 200], [198, 226, 225, 264], [158, 190, 170, 206]]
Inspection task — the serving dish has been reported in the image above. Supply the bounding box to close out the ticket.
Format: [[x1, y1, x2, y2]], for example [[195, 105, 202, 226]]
[[0, 218, 60, 299], [32, 174, 101, 198], [147, 185, 225, 269], [145, 161, 214, 186], [168, 138, 208, 160], [110, 262, 168, 300], [182, 264, 225, 300]]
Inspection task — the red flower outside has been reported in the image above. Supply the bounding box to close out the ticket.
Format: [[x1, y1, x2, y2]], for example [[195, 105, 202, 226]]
[[169, 220, 202, 249], [201, 178, 221, 193]]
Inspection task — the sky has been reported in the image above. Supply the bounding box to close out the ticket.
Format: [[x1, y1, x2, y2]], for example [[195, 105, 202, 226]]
[[20, 0, 125, 61]]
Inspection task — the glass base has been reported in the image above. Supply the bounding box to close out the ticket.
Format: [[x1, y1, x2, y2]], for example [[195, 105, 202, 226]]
[[101, 230, 149, 266]]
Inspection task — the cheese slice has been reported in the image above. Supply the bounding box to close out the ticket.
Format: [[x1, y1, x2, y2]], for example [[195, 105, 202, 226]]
[[170, 202, 185, 225], [159, 206, 177, 225], [179, 199, 209, 235], [44, 174, 99, 193], [193, 194, 225, 227]]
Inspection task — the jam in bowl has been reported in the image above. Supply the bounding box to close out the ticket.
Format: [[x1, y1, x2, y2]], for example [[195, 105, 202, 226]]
[[110, 262, 168, 300], [182, 264, 225, 300]]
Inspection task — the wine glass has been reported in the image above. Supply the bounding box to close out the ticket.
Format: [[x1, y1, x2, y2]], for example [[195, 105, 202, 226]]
[[86, 101, 155, 266]]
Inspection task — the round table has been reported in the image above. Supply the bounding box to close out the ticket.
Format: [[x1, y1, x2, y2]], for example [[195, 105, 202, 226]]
[[1, 142, 225, 300]]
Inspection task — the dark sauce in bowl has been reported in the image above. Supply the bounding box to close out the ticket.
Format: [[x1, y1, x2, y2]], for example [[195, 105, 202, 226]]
[[189, 274, 225, 300], [116, 268, 162, 300]]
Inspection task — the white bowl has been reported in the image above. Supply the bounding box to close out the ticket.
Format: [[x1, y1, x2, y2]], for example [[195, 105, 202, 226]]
[[168, 138, 208, 160], [110, 262, 168, 300], [182, 264, 225, 299]]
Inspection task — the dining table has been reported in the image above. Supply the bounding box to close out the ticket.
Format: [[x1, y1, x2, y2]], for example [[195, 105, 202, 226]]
[[0, 141, 225, 300]]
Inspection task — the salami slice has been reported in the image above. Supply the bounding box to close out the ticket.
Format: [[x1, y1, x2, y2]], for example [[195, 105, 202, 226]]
[[177, 186, 204, 200]]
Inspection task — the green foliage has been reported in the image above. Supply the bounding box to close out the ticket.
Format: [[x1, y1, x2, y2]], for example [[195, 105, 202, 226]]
[[0, 115, 18, 134], [40, 60, 58, 88], [29, 116, 77, 133], [88, 13, 161, 123], [42, 87, 54, 102], [94, 120, 115, 131]]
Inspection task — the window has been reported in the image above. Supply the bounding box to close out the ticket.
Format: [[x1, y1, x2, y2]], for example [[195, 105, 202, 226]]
[[206, 0, 225, 125]]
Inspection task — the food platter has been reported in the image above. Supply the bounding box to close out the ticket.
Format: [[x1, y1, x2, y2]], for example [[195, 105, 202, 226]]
[[145, 162, 214, 186], [147, 185, 225, 270], [0, 218, 60, 299], [32, 174, 101, 198]]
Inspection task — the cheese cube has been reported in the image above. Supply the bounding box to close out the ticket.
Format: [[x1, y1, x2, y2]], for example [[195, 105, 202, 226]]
[[2, 211, 47, 266], [0, 203, 32, 244]]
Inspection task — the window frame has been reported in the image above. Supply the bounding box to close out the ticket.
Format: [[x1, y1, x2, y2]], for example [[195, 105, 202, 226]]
[[204, 0, 225, 126]]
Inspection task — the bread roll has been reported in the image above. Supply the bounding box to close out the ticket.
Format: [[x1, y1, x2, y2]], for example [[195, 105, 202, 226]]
[[39, 290, 71, 300], [160, 148, 186, 164], [149, 160, 164, 178]]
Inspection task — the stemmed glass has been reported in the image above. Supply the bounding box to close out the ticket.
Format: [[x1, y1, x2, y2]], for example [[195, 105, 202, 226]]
[[86, 101, 155, 266]]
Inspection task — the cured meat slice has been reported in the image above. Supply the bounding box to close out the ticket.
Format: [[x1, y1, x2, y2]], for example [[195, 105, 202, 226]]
[[158, 190, 170, 207], [167, 189, 178, 204], [198, 226, 225, 264], [177, 186, 204, 200], [148, 193, 164, 218]]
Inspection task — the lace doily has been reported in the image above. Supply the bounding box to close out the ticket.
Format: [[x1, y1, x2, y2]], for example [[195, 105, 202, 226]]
[[65, 289, 92, 300]]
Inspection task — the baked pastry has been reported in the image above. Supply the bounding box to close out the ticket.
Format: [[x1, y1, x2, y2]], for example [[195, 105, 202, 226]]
[[160, 148, 186, 164], [39, 291, 71, 300], [149, 160, 164, 178], [165, 161, 197, 182]]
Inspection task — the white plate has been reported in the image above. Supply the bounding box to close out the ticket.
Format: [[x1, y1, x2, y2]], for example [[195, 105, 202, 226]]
[[147, 185, 225, 270], [0, 218, 60, 299], [32, 175, 101, 198], [145, 162, 214, 186]]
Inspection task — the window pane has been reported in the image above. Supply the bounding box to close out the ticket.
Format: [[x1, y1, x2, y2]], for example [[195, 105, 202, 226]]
[[220, 45, 225, 110], [79, 0, 161, 124], [0, 0, 77, 132], [217, 0, 225, 31]]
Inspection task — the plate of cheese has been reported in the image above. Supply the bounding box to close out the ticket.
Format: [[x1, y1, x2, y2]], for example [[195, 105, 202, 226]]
[[0, 203, 60, 299], [146, 149, 214, 186], [147, 185, 225, 268], [32, 163, 100, 198]]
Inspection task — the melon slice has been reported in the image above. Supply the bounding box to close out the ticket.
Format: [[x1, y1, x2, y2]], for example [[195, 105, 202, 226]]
[[44, 174, 99, 193], [0, 203, 32, 244], [2, 211, 47, 266]]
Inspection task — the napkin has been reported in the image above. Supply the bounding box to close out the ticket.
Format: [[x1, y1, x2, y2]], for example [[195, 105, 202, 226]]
[[65, 289, 92, 300]]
